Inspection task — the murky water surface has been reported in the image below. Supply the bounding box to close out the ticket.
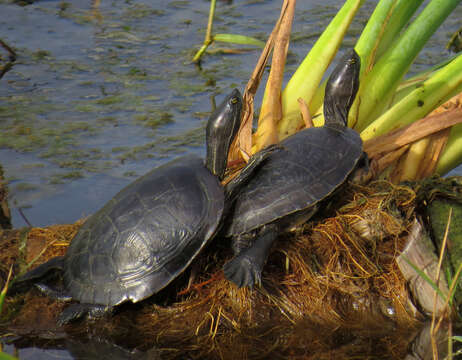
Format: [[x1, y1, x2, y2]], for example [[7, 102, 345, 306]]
[[1, 0, 356, 228], [1, 0, 460, 229], [0, 0, 461, 226], [1, 0, 461, 357]]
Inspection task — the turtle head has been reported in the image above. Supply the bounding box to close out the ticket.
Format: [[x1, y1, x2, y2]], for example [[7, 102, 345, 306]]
[[323, 49, 360, 127], [205, 88, 243, 180]]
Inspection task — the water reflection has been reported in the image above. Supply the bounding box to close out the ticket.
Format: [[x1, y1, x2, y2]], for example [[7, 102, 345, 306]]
[[2, 319, 453, 359]]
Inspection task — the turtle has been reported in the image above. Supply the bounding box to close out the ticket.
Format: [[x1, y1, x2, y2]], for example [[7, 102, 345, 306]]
[[14, 89, 276, 324], [223, 49, 366, 288]]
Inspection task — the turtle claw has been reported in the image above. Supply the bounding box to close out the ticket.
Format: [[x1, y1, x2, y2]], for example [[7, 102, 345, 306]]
[[223, 255, 262, 289]]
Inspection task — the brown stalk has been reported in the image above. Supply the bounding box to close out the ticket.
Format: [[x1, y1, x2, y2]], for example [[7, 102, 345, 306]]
[[416, 128, 451, 179], [416, 93, 462, 179], [229, 0, 291, 162], [0, 39, 16, 61], [364, 108, 462, 159], [253, 0, 296, 152], [297, 97, 314, 128], [371, 144, 410, 177]]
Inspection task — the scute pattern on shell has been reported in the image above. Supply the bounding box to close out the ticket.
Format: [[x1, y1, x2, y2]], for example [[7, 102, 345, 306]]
[[63, 155, 224, 306], [226, 126, 362, 236]]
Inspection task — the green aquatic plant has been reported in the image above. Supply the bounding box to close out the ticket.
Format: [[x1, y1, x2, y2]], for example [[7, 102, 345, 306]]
[[0, 267, 12, 317], [230, 0, 462, 183], [192, 0, 265, 63], [0, 351, 18, 360]]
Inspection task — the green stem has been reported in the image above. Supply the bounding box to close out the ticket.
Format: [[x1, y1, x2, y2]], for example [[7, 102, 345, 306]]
[[437, 123, 462, 175], [354, 0, 398, 73], [348, 0, 399, 128], [360, 53, 462, 141], [354, 0, 461, 132], [349, 0, 425, 127], [205, 0, 216, 44], [374, 0, 425, 59], [278, 0, 364, 139], [391, 55, 458, 106], [192, 0, 217, 62]]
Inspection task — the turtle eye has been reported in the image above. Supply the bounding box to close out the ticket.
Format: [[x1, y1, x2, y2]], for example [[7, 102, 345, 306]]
[[230, 97, 239, 104]]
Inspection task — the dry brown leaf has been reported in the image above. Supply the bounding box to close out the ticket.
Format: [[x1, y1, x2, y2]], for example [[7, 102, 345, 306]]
[[416, 128, 451, 179], [371, 145, 410, 178], [298, 97, 314, 128], [364, 107, 462, 159], [367, 93, 462, 181], [253, 0, 296, 152], [229, 0, 290, 163], [413, 92, 462, 179]]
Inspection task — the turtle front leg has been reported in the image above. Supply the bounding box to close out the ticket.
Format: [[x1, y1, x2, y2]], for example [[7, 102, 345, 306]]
[[58, 303, 111, 325], [224, 223, 278, 288]]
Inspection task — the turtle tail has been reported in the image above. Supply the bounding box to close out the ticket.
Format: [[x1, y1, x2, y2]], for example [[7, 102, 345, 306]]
[[9, 256, 65, 294]]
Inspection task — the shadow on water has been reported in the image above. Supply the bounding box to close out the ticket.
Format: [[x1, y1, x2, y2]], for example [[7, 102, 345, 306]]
[[1, 0, 462, 358]]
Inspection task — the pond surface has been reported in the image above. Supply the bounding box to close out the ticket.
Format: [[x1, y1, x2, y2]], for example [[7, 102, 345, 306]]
[[1, 0, 461, 358], [1, 0, 460, 229], [1, 0, 357, 228]]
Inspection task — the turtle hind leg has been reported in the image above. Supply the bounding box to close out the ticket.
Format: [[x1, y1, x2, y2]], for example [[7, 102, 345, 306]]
[[9, 256, 65, 294], [224, 223, 278, 288], [58, 303, 111, 325], [17, 256, 65, 281]]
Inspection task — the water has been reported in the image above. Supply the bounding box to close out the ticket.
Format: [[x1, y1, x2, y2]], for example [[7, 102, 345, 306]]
[[1, 0, 461, 357], [1, 0, 459, 229]]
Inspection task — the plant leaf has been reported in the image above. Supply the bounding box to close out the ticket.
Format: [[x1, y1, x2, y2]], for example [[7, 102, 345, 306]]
[[355, 0, 461, 131], [278, 0, 364, 138], [214, 34, 265, 48]]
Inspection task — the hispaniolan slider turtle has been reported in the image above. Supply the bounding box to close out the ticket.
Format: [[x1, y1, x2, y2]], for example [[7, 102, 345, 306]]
[[223, 50, 366, 288], [15, 89, 275, 324]]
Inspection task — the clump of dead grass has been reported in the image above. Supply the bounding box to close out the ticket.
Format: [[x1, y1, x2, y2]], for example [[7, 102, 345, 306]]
[[1, 182, 424, 358], [118, 181, 421, 357]]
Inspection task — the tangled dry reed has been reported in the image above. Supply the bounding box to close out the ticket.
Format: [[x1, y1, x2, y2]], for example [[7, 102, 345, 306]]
[[1, 182, 425, 359]]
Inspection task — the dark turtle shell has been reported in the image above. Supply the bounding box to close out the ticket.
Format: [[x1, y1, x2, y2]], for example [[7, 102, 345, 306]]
[[225, 125, 362, 237], [63, 155, 224, 306]]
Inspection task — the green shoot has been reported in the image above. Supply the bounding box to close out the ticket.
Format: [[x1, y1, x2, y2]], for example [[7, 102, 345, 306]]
[[360, 52, 462, 141], [213, 34, 265, 48], [278, 0, 364, 138], [192, 0, 264, 62], [0, 352, 19, 360], [0, 265, 13, 316], [354, 0, 461, 132]]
